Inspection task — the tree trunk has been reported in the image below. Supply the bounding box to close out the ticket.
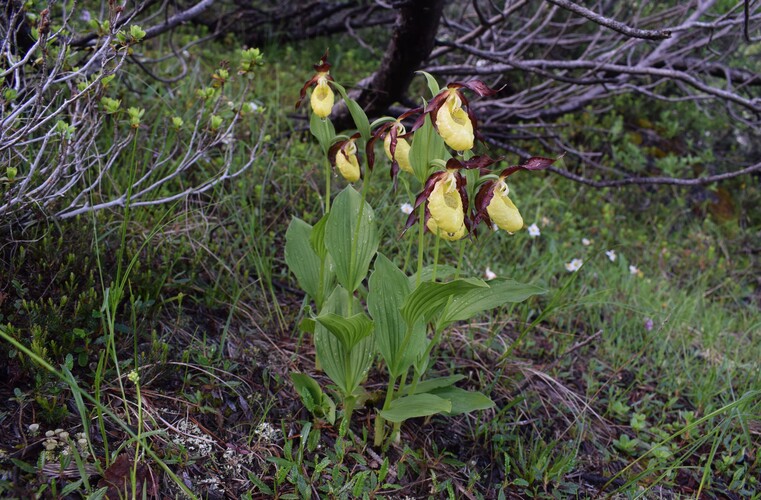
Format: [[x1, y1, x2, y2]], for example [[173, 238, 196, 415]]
[[335, 0, 445, 128]]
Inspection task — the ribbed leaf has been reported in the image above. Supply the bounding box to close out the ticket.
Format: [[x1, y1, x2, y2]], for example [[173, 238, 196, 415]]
[[403, 375, 465, 395], [310, 112, 335, 154], [431, 386, 495, 416], [285, 218, 321, 302], [409, 114, 448, 183], [290, 373, 322, 412], [310, 213, 330, 259], [316, 312, 373, 352], [330, 81, 371, 142], [325, 186, 379, 293], [368, 254, 426, 377], [408, 264, 457, 288], [416, 70, 440, 97], [314, 287, 375, 397], [401, 278, 488, 326], [439, 278, 546, 328], [380, 394, 451, 423]]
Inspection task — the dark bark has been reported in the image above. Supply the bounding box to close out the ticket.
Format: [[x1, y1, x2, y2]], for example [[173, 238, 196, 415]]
[[333, 0, 445, 129]]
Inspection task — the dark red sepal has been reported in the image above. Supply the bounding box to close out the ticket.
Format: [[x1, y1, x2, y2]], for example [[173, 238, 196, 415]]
[[500, 154, 562, 178]]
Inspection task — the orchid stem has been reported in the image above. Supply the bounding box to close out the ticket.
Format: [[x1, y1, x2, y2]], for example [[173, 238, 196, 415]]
[[324, 156, 331, 214], [415, 204, 426, 287]]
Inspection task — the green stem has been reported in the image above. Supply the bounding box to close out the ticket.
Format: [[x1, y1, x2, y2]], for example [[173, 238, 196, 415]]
[[347, 165, 374, 315], [432, 229, 441, 282], [374, 373, 398, 446], [324, 156, 332, 214], [415, 204, 426, 287]]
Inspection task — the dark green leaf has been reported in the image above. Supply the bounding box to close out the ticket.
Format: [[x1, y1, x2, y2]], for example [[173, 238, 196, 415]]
[[285, 218, 321, 302], [325, 186, 379, 293], [380, 394, 451, 423], [439, 278, 546, 328], [330, 81, 371, 142], [431, 386, 495, 416], [316, 312, 374, 352], [401, 278, 488, 326], [310, 112, 335, 154], [368, 254, 426, 377], [404, 375, 465, 395]]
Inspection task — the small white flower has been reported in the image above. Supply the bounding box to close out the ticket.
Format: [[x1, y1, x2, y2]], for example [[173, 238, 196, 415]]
[[629, 264, 643, 277], [527, 223, 541, 237], [565, 258, 583, 272], [605, 250, 617, 262], [28, 423, 40, 433], [582, 238, 592, 246], [400, 202, 413, 215], [484, 267, 497, 280]]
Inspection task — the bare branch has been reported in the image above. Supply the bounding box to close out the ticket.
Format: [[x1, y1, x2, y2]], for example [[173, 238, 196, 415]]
[[544, 0, 672, 39]]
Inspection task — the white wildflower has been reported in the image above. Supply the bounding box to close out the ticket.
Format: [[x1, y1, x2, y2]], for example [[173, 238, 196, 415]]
[[527, 223, 541, 237], [565, 258, 583, 272], [629, 264, 642, 276], [582, 238, 592, 246], [484, 267, 497, 280], [400, 202, 413, 215], [605, 250, 617, 262]]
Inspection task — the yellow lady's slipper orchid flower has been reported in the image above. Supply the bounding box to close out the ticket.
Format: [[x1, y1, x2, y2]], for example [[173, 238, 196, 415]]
[[383, 128, 413, 174], [296, 51, 335, 117], [473, 155, 561, 233], [486, 180, 523, 233], [426, 216, 467, 241], [435, 92, 474, 152], [310, 76, 334, 118], [336, 142, 360, 182], [427, 171, 465, 234], [330, 136, 361, 182]]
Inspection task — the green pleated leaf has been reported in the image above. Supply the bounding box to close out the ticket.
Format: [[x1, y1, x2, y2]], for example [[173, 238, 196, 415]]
[[380, 394, 451, 423], [316, 312, 373, 352], [325, 186, 379, 293], [416, 70, 440, 97], [290, 372, 323, 413], [408, 264, 457, 288], [403, 375, 465, 396], [310, 213, 330, 259], [409, 114, 449, 183], [368, 254, 426, 377], [285, 218, 321, 302], [431, 386, 495, 416], [439, 278, 546, 328], [314, 287, 375, 397], [401, 278, 488, 326], [310, 112, 335, 154], [330, 81, 371, 142]]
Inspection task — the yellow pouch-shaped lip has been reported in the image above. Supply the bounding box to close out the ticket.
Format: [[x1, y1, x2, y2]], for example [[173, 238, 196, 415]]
[[426, 216, 466, 241], [336, 142, 360, 182], [384, 134, 413, 173], [435, 93, 474, 152], [310, 78, 334, 118], [487, 181, 523, 233], [427, 174, 464, 234]]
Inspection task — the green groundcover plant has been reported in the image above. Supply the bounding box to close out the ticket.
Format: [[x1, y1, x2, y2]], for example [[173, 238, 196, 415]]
[[286, 52, 560, 448]]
